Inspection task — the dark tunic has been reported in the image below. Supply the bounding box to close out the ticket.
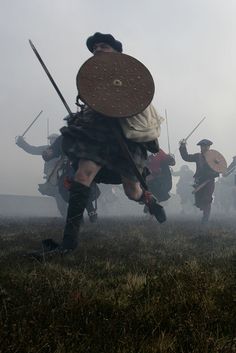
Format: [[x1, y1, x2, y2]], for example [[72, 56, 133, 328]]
[[146, 150, 175, 202], [179, 144, 219, 209], [60, 107, 148, 184]]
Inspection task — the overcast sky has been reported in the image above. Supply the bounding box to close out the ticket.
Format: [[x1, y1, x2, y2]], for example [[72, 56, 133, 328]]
[[1, 0, 236, 195]]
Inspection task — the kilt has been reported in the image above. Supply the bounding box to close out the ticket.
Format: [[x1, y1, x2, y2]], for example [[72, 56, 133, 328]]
[[60, 113, 147, 184], [194, 179, 215, 210]]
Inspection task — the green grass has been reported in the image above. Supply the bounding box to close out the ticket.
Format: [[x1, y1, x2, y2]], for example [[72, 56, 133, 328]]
[[0, 217, 236, 352]]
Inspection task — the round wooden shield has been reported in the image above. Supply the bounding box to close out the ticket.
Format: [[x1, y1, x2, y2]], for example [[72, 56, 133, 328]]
[[205, 150, 227, 173], [76, 52, 155, 118]]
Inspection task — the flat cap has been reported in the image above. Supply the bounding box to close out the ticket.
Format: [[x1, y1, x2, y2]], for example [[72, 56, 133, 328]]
[[86, 32, 123, 53], [197, 139, 213, 146]]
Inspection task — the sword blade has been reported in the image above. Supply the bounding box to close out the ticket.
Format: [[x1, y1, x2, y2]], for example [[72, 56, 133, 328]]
[[22, 110, 43, 137], [192, 179, 211, 194], [185, 116, 206, 141]]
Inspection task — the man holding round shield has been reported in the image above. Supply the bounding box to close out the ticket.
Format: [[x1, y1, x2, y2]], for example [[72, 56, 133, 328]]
[[179, 139, 227, 224], [55, 32, 166, 251]]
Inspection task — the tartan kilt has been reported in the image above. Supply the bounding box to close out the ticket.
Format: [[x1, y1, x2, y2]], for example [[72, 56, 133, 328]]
[[194, 179, 215, 210], [60, 124, 147, 184]]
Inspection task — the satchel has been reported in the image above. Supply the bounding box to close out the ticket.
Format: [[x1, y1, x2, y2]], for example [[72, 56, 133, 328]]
[[119, 104, 164, 143]]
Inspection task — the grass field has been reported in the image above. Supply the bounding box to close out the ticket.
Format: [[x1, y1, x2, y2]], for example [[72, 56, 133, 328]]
[[0, 216, 236, 353]]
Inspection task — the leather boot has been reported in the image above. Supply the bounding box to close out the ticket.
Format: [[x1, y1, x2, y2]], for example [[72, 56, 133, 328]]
[[140, 190, 166, 223], [201, 204, 211, 225], [61, 181, 90, 250], [86, 201, 98, 223]]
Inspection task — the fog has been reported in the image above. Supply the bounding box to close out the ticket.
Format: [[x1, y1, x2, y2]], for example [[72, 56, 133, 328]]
[[1, 184, 234, 220], [1, 0, 236, 202]]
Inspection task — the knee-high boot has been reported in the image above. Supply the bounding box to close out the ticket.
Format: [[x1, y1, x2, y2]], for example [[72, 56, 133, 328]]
[[201, 204, 211, 225], [62, 181, 91, 250]]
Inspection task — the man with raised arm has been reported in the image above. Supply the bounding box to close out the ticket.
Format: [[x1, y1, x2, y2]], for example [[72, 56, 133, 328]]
[[16, 133, 67, 217], [179, 139, 219, 224]]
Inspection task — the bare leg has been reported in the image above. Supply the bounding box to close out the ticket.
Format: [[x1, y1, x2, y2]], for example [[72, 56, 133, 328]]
[[122, 177, 166, 223], [122, 177, 143, 201], [74, 160, 102, 186]]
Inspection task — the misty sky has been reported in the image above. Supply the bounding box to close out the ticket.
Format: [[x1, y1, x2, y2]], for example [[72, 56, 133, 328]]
[[1, 0, 236, 196]]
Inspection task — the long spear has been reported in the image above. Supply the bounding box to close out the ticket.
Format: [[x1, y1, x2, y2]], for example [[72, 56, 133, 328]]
[[47, 118, 49, 143], [29, 39, 73, 116], [22, 110, 43, 137], [165, 109, 171, 154]]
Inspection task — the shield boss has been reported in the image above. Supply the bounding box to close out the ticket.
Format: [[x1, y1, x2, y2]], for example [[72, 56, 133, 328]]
[[205, 150, 227, 173], [76, 52, 155, 118]]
